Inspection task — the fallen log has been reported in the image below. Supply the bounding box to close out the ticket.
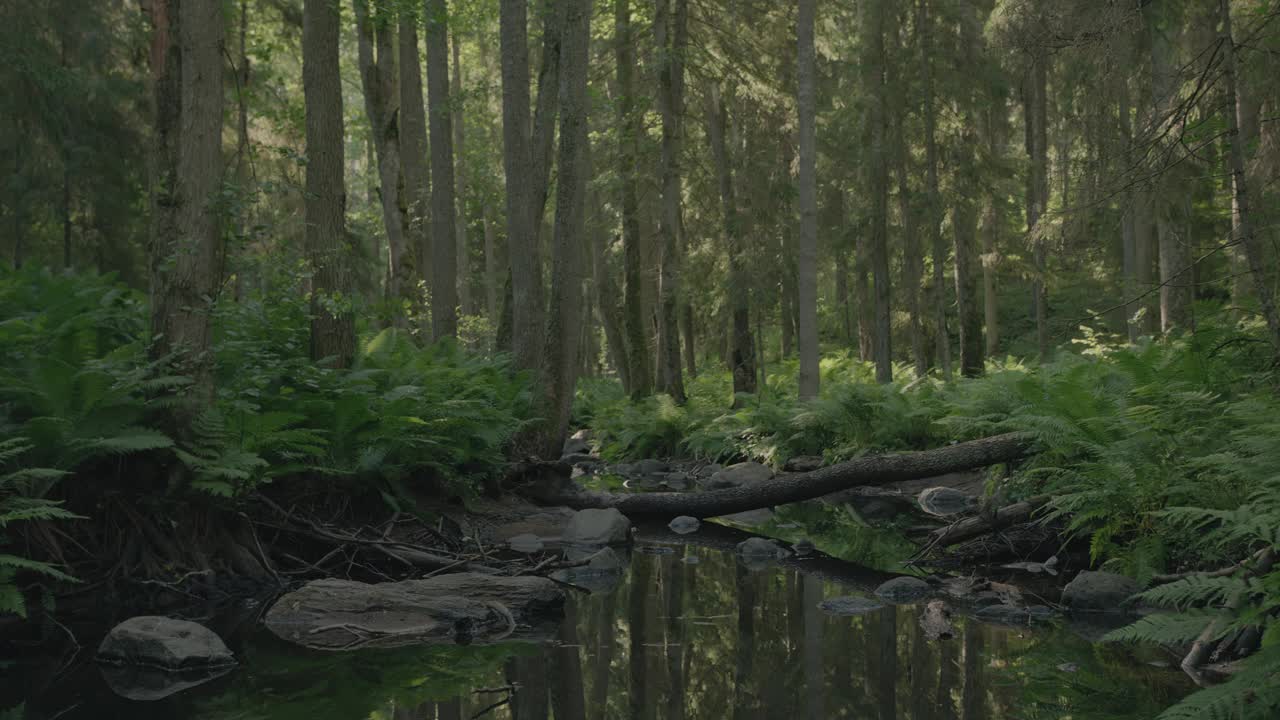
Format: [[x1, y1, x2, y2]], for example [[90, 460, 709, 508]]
[[925, 495, 1051, 548], [516, 432, 1033, 519]]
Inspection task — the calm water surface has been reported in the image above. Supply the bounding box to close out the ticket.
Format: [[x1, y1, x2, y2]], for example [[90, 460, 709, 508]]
[[3, 522, 1193, 719]]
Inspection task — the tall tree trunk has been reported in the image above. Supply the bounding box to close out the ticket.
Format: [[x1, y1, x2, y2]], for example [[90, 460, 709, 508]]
[[426, 0, 458, 340], [796, 0, 820, 399], [708, 84, 756, 403], [918, 0, 949, 378], [655, 0, 688, 403], [452, 31, 472, 317], [890, 24, 925, 377], [980, 91, 1003, 357], [855, 232, 874, 361], [589, 194, 631, 392], [1221, 0, 1280, 358], [499, 0, 540, 370], [354, 0, 408, 319], [148, 0, 226, 406], [400, 7, 430, 312], [304, 0, 354, 366], [1025, 51, 1051, 361], [835, 248, 853, 345], [864, 0, 892, 384], [954, 1, 984, 377], [483, 212, 499, 321], [535, 0, 591, 458], [616, 0, 651, 399], [1146, 3, 1191, 334]]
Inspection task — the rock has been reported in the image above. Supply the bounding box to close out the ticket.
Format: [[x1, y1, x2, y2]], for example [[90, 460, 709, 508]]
[[1061, 571, 1140, 612], [635, 459, 669, 476], [562, 436, 591, 457], [735, 537, 788, 569], [99, 664, 235, 702], [874, 577, 933, 604], [917, 487, 978, 516], [694, 463, 723, 479], [563, 508, 632, 546], [920, 600, 956, 640], [507, 534, 545, 554], [552, 548, 626, 594], [661, 471, 692, 491], [97, 617, 235, 671], [265, 574, 565, 650], [668, 516, 701, 535], [702, 461, 773, 490], [818, 596, 885, 616], [561, 453, 600, 467], [784, 455, 825, 473], [736, 537, 785, 557], [792, 539, 815, 556], [974, 603, 1054, 626]]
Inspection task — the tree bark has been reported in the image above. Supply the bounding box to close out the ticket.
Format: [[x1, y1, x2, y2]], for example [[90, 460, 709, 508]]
[[303, 0, 355, 367], [918, 0, 950, 378], [1146, 3, 1191, 335], [522, 433, 1032, 518], [425, 0, 458, 340], [1220, 0, 1280, 359], [534, 0, 591, 459], [1026, 51, 1051, 362], [483, 212, 499, 321], [354, 0, 408, 318], [890, 25, 926, 378], [954, 3, 984, 377], [452, 31, 472, 317], [147, 0, 226, 406], [708, 84, 756, 403], [399, 7, 430, 308], [616, 0, 651, 399], [796, 0, 820, 398], [864, 0, 892, 384], [655, 0, 688, 403], [927, 495, 1049, 547]]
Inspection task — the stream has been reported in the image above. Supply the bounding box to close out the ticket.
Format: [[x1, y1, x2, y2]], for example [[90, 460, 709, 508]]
[[3, 518, 1195, 719]]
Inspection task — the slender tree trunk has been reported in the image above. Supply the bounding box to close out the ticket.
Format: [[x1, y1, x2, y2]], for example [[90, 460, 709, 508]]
[[708, 84, 756, 403], [616, 0, 651, 399], [400, 7, 430, 312], [954, 1, 984, 377], [148, 0, 226, 404], [452, 31, 472, 317], [1221, 0, 1280, 358], [355, 0, 408, 319], [655, 0, 688, 403], [1025, 52, 1051, 361], [499, 0, 542, 370], [535, 0, 591, 458], [980, 95, 1003, 357], [864, 0, 892, 384], [855, 232, 874, 362], [589, 198, 631, 392], [918, 0, 949, 378], [483, 212, 499, 321], [796, 0, 820, 398], [835, 248, 853, 345], [890, 30, 925, 377], [1145, 3, 1191, 335], [303, 0, 354, 366], [426, 0, 458, 340]]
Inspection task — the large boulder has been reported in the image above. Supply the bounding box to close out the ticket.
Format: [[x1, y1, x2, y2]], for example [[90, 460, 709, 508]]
[[265, 574, 565, 650], [562, 508, 632, 546], [702, 462, 773, 490], [97, 616, 236, 670], [1061, 571, 1140, 612], [874, 576, 933, 604]]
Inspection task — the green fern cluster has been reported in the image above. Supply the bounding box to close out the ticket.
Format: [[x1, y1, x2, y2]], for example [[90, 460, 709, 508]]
[[0, 439, 80, 617]]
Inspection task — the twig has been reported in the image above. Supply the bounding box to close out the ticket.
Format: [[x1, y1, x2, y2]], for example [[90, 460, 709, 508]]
[[470, 697, 511, 719]]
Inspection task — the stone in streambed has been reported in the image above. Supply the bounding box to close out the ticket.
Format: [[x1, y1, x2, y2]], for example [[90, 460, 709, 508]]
[[668, 516, 701, 535], [507, 533, 546, 554], [97, 616, 236, 671], [917, 487, 978, 517], [1061, 571, 1140, 612], [874, 576, 933, 604], [563, 508, 632, 546], [702, 462, 773, 490]]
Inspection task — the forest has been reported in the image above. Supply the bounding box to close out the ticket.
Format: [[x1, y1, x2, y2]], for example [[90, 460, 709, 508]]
[[2, 0, 1280, 717]]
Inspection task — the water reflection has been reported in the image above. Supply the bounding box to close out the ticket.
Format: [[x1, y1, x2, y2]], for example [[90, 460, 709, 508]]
[[5, 529, 1194, 720]]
